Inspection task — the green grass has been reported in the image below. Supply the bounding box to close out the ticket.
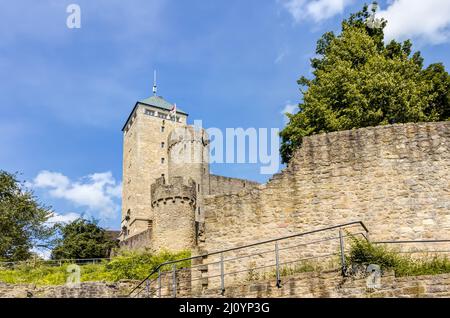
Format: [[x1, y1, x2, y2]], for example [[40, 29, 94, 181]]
[[0, 250, 191, 286], [347, 237, 450, 277]]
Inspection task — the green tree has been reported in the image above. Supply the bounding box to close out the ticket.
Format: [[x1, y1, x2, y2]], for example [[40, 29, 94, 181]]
[[280, 2, 450, 163], [0, 171, 54, 261], [51, 218, 118, 260]]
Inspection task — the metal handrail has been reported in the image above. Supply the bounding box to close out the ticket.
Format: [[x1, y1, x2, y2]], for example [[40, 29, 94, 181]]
[[128, 220, 369, 296], [0, 257, 111, 267], [130, 226, 450, 298], [373, 239, 450, 245]]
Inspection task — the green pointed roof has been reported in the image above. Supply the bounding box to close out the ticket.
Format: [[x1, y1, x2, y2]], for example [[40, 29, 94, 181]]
[[122, 95, 189, 131], [139, 95, 188, 115]]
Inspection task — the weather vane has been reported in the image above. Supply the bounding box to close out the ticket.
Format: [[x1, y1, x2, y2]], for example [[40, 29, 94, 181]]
[[153, 70, 158, 96]]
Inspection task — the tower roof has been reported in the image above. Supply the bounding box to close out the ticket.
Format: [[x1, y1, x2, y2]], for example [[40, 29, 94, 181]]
[[139, 96, 188, 115], [122, 96, 189, 131]]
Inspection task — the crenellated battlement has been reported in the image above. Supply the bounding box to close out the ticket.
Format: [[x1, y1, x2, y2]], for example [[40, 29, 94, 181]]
[[167, 125, 209, 151], [151, 177, 197, 208]]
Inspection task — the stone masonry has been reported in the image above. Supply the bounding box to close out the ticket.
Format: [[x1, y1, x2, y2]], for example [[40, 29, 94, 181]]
[[2, 272, 450, 298], [200, 122, 450, 254]]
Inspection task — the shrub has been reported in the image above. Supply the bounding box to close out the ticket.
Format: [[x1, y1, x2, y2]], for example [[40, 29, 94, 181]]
[[347, 237, 450, 277], [104, 249, 191, 281]]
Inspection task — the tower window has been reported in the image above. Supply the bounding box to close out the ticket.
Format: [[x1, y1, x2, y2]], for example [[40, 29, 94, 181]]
[[161, 142, 165, 148], [161, 126, 165, 132], [161, 158, 165, 164], [145, 109, 155, 116]]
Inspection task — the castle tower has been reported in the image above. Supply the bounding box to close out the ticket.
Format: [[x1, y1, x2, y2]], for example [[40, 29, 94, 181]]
[[120, 86, 258, 252], [120, 95, 188, 240], [168, 126, 209, 222], [150, 176, 197, 251]]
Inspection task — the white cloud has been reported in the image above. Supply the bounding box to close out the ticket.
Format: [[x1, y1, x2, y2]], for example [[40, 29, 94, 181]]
[[282, 102, 298, 115], [283, 0, 354, 23], [32, 171, 122, 220], [47, 212, 81, 224], [378, 0, 450, 44], [34, 171, 70, 189], [282, 0, 450, 45], [281, 102, 298, 123]]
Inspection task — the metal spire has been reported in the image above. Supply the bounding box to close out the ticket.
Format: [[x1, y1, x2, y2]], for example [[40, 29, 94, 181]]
[[153, 70, 157, 96]]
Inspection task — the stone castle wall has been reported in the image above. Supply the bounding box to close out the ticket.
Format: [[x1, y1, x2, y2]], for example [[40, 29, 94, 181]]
[[201, 271, 450, 298], [207, 174, 260, 196], [3, 272, 449, 298], [119, 228, 152, 251], [199, 122, 450, 271], [0, 281, 136, 298]]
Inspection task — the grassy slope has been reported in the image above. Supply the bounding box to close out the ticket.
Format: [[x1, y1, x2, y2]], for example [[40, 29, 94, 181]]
[[0, 250, 190, 286]]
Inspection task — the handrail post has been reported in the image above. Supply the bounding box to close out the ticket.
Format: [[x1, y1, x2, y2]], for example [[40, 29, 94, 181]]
[[220, 252, 225, 295], [158, 269, 161, 298], [146, 279, 150, 298], [339, 229, 346, 277], [275, 241, 281, 288], [172, 264, 177, 298]]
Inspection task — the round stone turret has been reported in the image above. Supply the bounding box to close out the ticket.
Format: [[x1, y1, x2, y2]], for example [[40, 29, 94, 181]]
[[150, 176, 197, 251], [168, 126, 209, 222]]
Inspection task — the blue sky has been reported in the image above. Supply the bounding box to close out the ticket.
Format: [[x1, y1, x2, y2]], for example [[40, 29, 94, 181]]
[[1, 0, 450, 230]]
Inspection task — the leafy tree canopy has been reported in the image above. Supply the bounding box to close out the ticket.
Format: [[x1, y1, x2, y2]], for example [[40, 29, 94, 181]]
[[280, 2, 450, 163], [51, 218, 118, 260], [0, 171, 54, 261]]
